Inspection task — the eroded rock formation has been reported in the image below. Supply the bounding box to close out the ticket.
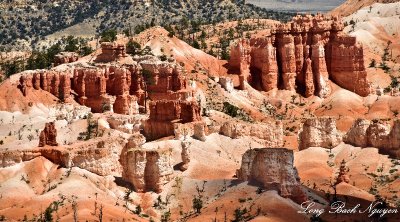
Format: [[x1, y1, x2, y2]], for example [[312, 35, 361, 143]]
[[143, 100, 202, 140], [180, 140, 191, 171], [119, 134, 173, 193], [237, 148, 307, 204], [19, 71, 72, 102], [18, 54, 192, 115], [298, 117, 343, 150], [344, 119, 400, 158], [94, 42, 127, 63], [54, 52, 79, 66], [229, 14, 370, 97], [220, 121, 283, 147], [38, 122, 58, 147]]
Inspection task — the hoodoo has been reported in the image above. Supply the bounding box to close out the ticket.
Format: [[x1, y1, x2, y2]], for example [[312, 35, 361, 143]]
[[229, 14, 370, 97]]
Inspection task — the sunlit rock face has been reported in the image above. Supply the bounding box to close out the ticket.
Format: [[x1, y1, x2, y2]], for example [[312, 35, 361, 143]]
[[229, 14, 370, 97]]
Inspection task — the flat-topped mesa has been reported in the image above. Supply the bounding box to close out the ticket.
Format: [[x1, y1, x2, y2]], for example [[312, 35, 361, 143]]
[[54, 52, 79, 66], [229, 14, 370, 97], [237, 148, 307, 204], [39, 122, 58, 147], [143, 99, 202, 140], [94, 42, 127, 63]]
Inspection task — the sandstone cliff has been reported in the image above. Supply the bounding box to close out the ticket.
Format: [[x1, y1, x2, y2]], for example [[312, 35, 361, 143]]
[[298, 117, 343, 150], [220, 121, 284, 147], [119, 134, 173, 193], [143, 100, 202, 141], [237, 148, 307, 204], [344, 119, 400, 158], [229, 14, 370, 97], [18, 50, 193, 116]]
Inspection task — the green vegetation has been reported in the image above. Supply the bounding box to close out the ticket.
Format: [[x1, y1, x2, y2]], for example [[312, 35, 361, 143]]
[[126, 40, 141, 56], [0, 36, 93, 78], [223, 102, 240, 117], [100, 29, 117, 42], [379, 41, 392, 73]]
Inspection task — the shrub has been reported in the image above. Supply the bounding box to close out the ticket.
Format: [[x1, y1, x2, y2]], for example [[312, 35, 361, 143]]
[[100, 29, 117, 42]]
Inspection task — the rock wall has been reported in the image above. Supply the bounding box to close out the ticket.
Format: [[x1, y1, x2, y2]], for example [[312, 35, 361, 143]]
[[18, 55, 191, 115], [1, 135, 129, 176], [19, 70, 72, 102], [220, 121, 284, 147], [298, 117, 343, 150], [0, 150, 41, 168], [344, 119, 400, 158], [38, 122, 58, 147], [143, 100, 202, 140], [73, 66, 140, 115], [229, 14, 370, 97], [119, 134, 173, 193], [237, 148, 307, 204], [40, 135, 129, 176]]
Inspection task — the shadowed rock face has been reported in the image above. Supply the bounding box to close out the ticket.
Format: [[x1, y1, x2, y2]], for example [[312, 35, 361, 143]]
[[237, 148, 307, 204], [38, 122, 58, 147], [229, 14, 370, 97], [298, 117, 343, 150]]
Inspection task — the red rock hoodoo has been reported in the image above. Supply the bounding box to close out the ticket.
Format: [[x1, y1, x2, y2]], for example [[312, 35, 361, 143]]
[[38, 122, 58, 147], [143, 100, 202, 140], [229, 14, 370, 97], [18, 53, 193, 116], [19, 71, 72, 102]]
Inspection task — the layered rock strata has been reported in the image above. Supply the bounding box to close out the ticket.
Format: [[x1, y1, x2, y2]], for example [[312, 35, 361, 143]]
[[94, 42, 127, 63], [18, 70, 72, 102], [344, 119, 400, 158], [237, 148, 307, 204], [143, 100, 202, 140], [18, 54, 192, 115], [1, 135, 129, 176], [220, 121, 284, 147], [229, 14, 370, 97], [119, 134, 173, 193], [298, 117, 342, 150]]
